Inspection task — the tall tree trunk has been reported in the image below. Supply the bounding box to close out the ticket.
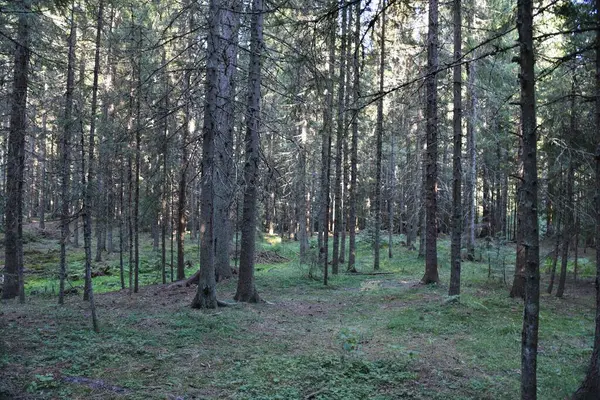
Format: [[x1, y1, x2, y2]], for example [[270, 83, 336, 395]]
[[347, 0, 360, 273], [547, 212, 562, 294], [133, 25, 141, 293], [572, 2, 600, 391], [319, 22, 335, 284], [388, 116, 395, 259], [449, 0, 462, 296], [192, 0, 220, 309], [82, 0, 104, 333], [465, 0, 477, 260], [59, 3, 76, 305], [3, 0, 31, 301], [557, 167, 574, 298], [511, 132, 526, 298], [332, 1, 347, 275], [422, 0, 440, 284], [373, 2, 385, 271], [38, 113, 46, 231], [177, 75, 189, 281], [517, 0, 540, 394], [235, 0, 263, 302], [298, 121, 309, 263], [214, 0, 241, 281]]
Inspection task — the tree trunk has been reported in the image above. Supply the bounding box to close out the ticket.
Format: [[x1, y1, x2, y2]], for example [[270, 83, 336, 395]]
[[192, 0, 220, 309], [38, 113, 47, 231], [177, 76, 189, 281], [347, 0, 360, 273], [547, 213, 561, 295], [449, 0, 462, 296], [214, 0, 241, 281], [517, 0, 540, 394], [557, 163, 574, 298], [82, 0, 104, 333], [298, 122, 309, 264], [572, 1, 600, 394], [3, 0, 31, 301], [59, 3, 76, 305], [332, 1, 347, 275], [373, 2, 385, 271], [465, 0, 477, 260], [235, 0, 263, 302], [422, 0, 440, 284]]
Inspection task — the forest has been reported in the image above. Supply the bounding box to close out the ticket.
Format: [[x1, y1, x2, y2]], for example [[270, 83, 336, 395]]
[[0, 0, 599, 398]]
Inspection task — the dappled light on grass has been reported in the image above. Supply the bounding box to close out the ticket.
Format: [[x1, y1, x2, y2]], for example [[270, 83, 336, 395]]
[[2, 233, 596, 399]]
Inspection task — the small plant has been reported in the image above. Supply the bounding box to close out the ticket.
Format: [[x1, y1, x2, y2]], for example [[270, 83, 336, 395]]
[[27, 374, 58, 393], [338, 327, 362, 353]]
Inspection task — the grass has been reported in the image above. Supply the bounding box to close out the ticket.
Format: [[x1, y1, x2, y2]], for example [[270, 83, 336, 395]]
[[0, 227, 596, 399]]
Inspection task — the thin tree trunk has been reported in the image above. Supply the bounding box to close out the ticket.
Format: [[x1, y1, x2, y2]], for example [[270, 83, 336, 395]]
[[82, 0, 104, 332], [547, 213, 561, 294], [388, 117, 395, 259], [235, 0, 263, 302], [557, 165, 574, 298], [511, 130, 526, 298], [449, 0, 462, 296], [59, 2, 76, 305], [347, 0, 360, 273], [3, 0, 31, 301], [39, 113, 46, 231], [373, 2, 385, 271], [517, 0, 540, 394], [192, 0, 220, 309], [298, 122, 309, 263], [572, 3, 600, 390], [319, 23, 335, 285], [332, 1, 347, 275], [422, 0, 440, 284], [214, 0, 241, 281], [465, 0, 477, 259]]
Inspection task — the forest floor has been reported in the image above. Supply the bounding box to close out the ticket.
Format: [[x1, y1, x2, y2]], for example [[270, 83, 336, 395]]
[[0, 225, 597, 399]]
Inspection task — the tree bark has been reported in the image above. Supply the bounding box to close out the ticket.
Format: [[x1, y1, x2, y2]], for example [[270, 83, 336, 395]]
[[373, 2, 385, 271], [572, 0, 600, 395], [517, 0, 540, 394], [332, 1, 348, 275], [347, 0, 360, 273], [82, 0, 104, 333], [192, 0, 220, 309], [465, 0, 477, 260], [235, 0, 263, 303], [422, 0, 440, 284], [59, 2, 76, 305], [3, 0, 31, 301], [214, 0, 241, 281], [449, 0, 462, 296], [511, 133, 526, 298]]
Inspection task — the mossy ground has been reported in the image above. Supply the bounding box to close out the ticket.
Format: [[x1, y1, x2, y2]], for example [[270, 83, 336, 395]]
[[0, 226, 596, 399]]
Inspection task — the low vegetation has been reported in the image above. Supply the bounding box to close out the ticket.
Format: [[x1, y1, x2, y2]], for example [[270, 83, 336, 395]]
[[0, 230, 596, 399]]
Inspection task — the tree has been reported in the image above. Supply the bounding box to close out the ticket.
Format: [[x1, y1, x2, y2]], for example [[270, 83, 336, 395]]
[[3, 0, 32, 301], [332, 0, 347, 275], [572, 0, 600, 395], [59, 1, 76, 305], [517, 0, 540, 395], [214, 0, 241, 281], [192, 0, 220, 309], [82, 0, 104, 332], [347, 0, 360, 273], [422, 0, 440, 284], [373, 1, 385, 271], [449, 0, 462, 296], [235, 0, 264, 302]]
